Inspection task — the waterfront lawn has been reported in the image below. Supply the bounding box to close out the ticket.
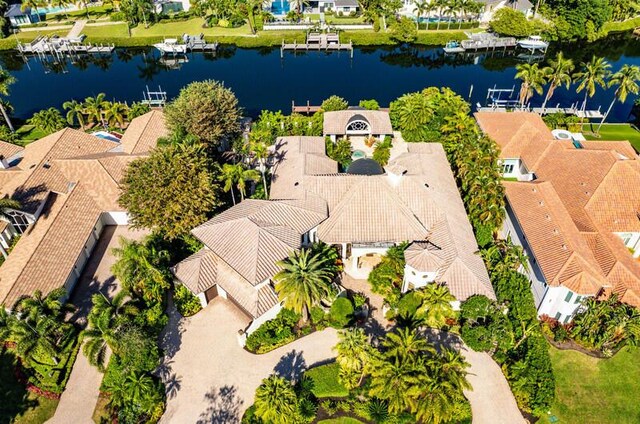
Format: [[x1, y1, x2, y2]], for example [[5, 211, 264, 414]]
[[582, 123, 640, 152], [15, 124, 47, 145], [540, 346, 640, 424], [305, 363, 349, 398], [83, 22, 130, 39], [0, 349, 59, 424]]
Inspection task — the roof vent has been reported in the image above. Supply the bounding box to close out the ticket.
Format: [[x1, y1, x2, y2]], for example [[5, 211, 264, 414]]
[[562, 244, 567, 250], [43, 163, 51, 169], [545, 214, 551, 220], [294, 182, 299, 186], [531, 188, 537, 193], [538, 201, 544, 206], [424, 183, 429, 188], [553, 229, 559, 235]]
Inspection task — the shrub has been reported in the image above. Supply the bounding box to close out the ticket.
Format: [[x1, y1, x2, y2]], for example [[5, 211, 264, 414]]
[[321, 95, 349, 112], [390, 17, 417, 42], [173, 284, 202, 317], [310, 305, 326, 324], [306, 363, 350, 398], [110, 11, 125, 21], [460, 325, 494, 352], [395, 291, 422, 319], [489, 8, 532, 37], [368, 243, 407, 306], [329, 297, 355, 328], [325, 137, 353, 170], [359, 99, 380, 110], [553, 324, 568, 342], [245, 308, 301, 353]]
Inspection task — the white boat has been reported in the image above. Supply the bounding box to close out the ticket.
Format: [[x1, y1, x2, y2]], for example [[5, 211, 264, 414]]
[[443, 40, 464, 54], [517, 35, 549, 50], [153, 38, 188, 55]]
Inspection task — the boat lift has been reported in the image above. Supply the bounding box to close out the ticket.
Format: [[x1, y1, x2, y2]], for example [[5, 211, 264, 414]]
[[141, 86, 168, 108]]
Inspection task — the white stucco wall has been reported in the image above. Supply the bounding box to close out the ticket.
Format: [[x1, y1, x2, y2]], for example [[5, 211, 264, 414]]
[[616, 231, 640, 258], [401, 264, 436, 292], [500, 158, 533, 181], [101, 211, 130, 226], [243, 301, 283, 339]]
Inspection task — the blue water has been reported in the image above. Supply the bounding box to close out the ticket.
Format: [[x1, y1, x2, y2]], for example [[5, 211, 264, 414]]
[[35, 5, 74, 14], [1, 34, 639, 122], [271, 0, 290, 15]]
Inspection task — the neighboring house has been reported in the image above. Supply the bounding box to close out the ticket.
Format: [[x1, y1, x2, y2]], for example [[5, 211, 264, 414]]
[[323, 109, 393, 143], [332, 0, 359, 14], [477, 0, 533, 22], [154, 0, 191, 14], [476, 111, 640, 323], [173, 133, 495, 336], [0, 111, 168, 308], [4, 3, 39, 26]]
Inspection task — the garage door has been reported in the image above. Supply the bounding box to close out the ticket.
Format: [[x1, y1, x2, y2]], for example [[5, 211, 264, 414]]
[[204, 285, 218, 303]]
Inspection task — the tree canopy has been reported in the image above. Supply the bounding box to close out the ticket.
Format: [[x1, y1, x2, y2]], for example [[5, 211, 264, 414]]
[[165, 80, 242, 150], [119, 142, 221, 239]]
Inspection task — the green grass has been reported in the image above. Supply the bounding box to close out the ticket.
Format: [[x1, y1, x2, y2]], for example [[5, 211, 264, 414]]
[[539, 346, 640, 424], [581, 123, 640, 152], [603, 17, 640, 34], [15, 124, 47, 145], [305, 363, 349, 398], [318, 418, 365, 424], [0, 349, 59, 424], [83, 22, 130, 39]]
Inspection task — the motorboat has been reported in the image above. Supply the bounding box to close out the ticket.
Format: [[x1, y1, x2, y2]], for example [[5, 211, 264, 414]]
[[517, 35, 549, 51], [443, 40, 464, 53], [153, 38, 188, 55]]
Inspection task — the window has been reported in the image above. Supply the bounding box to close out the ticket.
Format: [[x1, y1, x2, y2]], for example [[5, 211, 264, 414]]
[[619, 233, 633, 246], [5, 210, 30, 234], [563, 315, 571, 324], [502, 163, 514, 174], [574, 295, 582, 304], [564, 292, 573, 302], [346, 120, 370, 133], [554, 312, 561, 320]]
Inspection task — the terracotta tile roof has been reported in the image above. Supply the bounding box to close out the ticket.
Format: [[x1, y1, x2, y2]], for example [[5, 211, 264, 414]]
[[190, 199, 327, 285], [172, 248, 280, 318], [0, 140, 23, 160], [579, 140, 637, 159], [323, 110, 393, 135], [504, 181, 607, 295], [120, 111, 168, 155], [474, 111, 555, 171], [0, 184, 102, 307]]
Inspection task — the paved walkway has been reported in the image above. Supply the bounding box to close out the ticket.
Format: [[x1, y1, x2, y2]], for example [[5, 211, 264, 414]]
[[66, 19, 87, 38], [47, 226, 148, 424], [159, 299, 339, 424]]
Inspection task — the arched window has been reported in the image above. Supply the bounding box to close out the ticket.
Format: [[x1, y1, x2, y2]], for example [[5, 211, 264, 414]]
[[346, 120, 370, 133]]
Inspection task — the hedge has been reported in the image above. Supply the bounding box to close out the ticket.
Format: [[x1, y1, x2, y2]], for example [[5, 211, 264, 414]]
[[304, 363, 349, 398]]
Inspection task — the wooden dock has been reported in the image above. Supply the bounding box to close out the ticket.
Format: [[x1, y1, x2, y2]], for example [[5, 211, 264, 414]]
[[17, 36, 114, 55], [460, 34, 517, 51], [292, 100, 322, 114], [281, 32, 353, 58]]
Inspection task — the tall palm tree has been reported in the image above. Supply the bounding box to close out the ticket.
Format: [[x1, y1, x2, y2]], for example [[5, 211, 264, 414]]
[[10, 312, 74, 366], [104, 101, 128, 130], [597, 64, 640, 132], [446, 0, 459, 30], [83, 93, 108, 127], [216, 163, 260, 204], [368, 355, 422, 414], [434, 0, 449, 30], [0, 67, 16, 132], [414, 0, 429, 30], [254, 375, 299, 423], [417, 283, 456, 328], [83, 291, 139, 370], [274, 249, 334, 323], [540, 52, 574, 113], [289, 0, 309, 14], [63, 99, 86, 130], [382, 327, 434, 362], [574, 55, 611, 115], [423, 0, 438, 30], [514, 63, 547, 106], [334, 328, 372, 388], [250, 140, 270, 198], [111, 236, 170, 304]]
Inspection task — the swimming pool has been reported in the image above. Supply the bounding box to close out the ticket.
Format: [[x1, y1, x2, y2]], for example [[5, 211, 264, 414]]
[[35, 5, 76, 14], [352, 149, 366, 160], [92, 131, 122, 143], [271, 0, 290, 15]]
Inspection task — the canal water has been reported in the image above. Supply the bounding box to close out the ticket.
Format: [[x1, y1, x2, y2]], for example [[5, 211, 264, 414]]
[[3, 33, 640, 121]]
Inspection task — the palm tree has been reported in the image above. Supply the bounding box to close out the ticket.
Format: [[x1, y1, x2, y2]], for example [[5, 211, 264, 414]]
[[434, 0, 448, 30], [111, 236, 170, 304], [83, 93, 108, 127], [574, 55, 611, 115], [274, 249, 334, 323], [414, 0, 429, 30], [104, 102, 128, 130], [368, 355, 422, 414], [250, 140, 270, 198], [382, 327, 433, 362], [289, 0, 309, 14], [83, 291, 139, 370], [28, 108, 66, 135], [540, 52, 574, 113], [63, 99, 86, 130], [21, 0, 44, 22], [0, 67, 16, 132], [12, 287, 73, 323], [417, 283, 456, 328], [334, 328, 372, 388], [445, 0, 459, 30], [423, 0, 438, 30], [104, 370, 160, 412], [216, 163, 260, 204], [254, 375, 299, 423], [514, 63, 547, 107], [10, 312, 74, 366], [597, 64, 640, 132]]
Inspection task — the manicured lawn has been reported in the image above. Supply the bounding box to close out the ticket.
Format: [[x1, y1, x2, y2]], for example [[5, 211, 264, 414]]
[[318, 418, 365, 424], [0, 349, 59, 424], [131, 18, 252, 37], [15, 124, 47, 145], [540, 346, 640, 424], [582, 123, 640, 152], [83, 23, 130, 39], [305, 362, 349, 398]]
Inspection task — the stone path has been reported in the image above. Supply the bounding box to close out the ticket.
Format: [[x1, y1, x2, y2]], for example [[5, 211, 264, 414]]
[[47, 226, 148, 424], [66, 19, 87, 38], [159, 299, 339, 424]]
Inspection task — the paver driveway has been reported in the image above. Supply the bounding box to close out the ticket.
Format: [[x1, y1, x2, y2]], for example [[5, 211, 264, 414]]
[[159, 299, 339, 424]]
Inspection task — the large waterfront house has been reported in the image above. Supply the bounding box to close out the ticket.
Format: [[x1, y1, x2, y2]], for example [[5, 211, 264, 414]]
[[398, 0, 533, 23], [0, 111, 167, 308], [173, 111, 495, 336], [475, 111, 640, 323], [323, 109, 393, 143]]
